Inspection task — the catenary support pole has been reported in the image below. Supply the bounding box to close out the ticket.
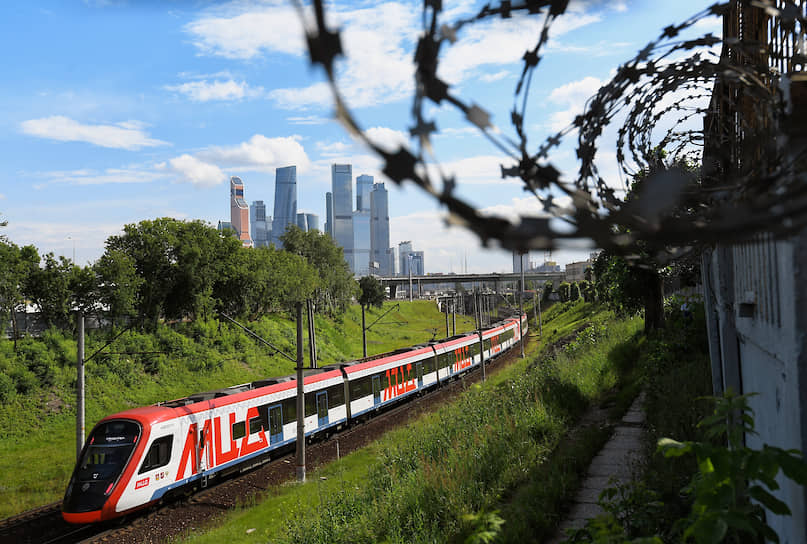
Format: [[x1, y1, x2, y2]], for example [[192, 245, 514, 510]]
[[295, 302, 305, 482], [361, 304, 367, 358], [445, 298, 450, 337], [519, 256, 525, 358], [76, 310, 85, 461], [452, 296, 456, 335], [307, 299, 318, 368]]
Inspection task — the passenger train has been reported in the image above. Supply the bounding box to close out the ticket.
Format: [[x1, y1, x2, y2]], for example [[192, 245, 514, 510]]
[[62, 314, 527, 523]]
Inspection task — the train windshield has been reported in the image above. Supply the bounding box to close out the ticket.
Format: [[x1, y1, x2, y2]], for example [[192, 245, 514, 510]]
[[76, 420, 140, 481]]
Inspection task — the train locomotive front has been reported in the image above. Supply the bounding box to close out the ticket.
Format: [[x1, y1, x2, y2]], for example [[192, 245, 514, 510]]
[[62, 418, 146, 523]]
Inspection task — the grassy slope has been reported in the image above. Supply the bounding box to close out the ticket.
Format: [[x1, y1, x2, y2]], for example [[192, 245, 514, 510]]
[[0, 301, 474, 518], [180, 301, 643, 544]]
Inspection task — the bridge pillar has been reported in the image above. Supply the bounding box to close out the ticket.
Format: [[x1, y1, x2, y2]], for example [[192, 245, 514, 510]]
[[389, 284, 397, 299]]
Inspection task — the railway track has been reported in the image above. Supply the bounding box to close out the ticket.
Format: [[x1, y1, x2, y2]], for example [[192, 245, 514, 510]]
[[1, 338, 526, 544]]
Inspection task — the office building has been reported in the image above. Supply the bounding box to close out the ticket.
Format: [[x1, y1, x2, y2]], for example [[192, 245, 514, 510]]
[[356, 174, 373, 212], [305, 213, 319, 232], [408, 251, 425, 276], [370, 182, 393, 276], [353, 209, 371, 275], [250, 200, 270, 248], [297, 212, 307, 231], [325, 192, 333, 237], [513, 251, 529, 274], [332, 164, 354, 270], [271, 166, 297, 248], [230, 177, 252, 247], [398, 241, 413, 276]]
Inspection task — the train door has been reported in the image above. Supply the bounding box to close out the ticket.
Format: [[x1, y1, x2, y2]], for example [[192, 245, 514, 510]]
[[416, 362, 423, 388], [269, 404, 283, 444], [372, 376, 381, 405], [316, 392, 329, 427]]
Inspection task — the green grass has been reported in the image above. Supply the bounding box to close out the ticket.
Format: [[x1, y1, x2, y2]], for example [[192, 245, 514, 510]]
[[180, 302, 643, 544], [0, 301, 474, 518]]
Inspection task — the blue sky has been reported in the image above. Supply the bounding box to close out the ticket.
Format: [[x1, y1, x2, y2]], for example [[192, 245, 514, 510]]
[[0, 0, 717, 273]]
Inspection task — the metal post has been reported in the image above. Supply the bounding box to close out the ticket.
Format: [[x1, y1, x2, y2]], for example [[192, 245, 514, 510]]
[[444, 298, 450, 338], [361, 304, 367, 358], [307, 299, 317, 368], [537, 287, 543, 338], [408, 256, 413, 302], [479, 330, 486, 382], [76, 310, 85, 460], [519, 255, 525, 358], [295, 303, 305, 482], [452, 296, 456, 335]]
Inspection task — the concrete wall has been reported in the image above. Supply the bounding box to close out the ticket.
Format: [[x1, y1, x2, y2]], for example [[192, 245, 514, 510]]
[[702, 233, 807, 544]]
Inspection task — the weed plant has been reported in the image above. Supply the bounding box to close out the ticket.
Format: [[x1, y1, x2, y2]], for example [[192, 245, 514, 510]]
[[272, 305, 642, 544]]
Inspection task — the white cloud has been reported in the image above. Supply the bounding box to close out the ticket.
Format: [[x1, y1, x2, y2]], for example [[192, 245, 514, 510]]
[[317, 140, 354, 157], [199, 134, 311, 173], [165, 79, 263, 102], [159, 154, 226, 188], [20, 116, 168, 150], [480, 70, 511, 83], [32, 168, 166, 186], [427, 155, 519, 186], [0, 193, 5, 200], [363, 126, 409, 153], [287, 115, 331, 125], [268, 83, 332, 110], [546, 75, 604, 131], [440, 11, 602, 84], [184, 3, 305, 59]]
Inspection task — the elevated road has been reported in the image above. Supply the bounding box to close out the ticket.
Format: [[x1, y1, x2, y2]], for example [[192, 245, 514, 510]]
[[377, 271, 565, 298]]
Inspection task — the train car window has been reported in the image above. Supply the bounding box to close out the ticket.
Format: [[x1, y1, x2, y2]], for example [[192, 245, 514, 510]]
[[282, 398, 296, 424], [138, 435, 173, 474], [232, 421, 246, 440], [249, 416, 263, 435], [327, 384, 345, 407]]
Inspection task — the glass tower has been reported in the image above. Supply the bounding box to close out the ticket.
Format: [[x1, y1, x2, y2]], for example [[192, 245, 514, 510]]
[[271, 166, 297, 248], [230, 177, 252, 247], [331, 164, 354, 270], [370, 182, 392, 276], [250, 200, 269, 247]]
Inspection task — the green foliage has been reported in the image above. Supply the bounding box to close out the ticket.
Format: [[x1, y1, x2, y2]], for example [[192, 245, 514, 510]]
[[358, 275, 385, 309], [660, 392, 807, 544], [543, 281, 554, 301], [94, 249, 142, 322], [558, 281, 571, 302], [281, 225, 357, 315], [569, 282, 581, 301], [578, 279, 596, 302]]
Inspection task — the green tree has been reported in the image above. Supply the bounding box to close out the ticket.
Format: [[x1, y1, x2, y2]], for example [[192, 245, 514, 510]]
[[280, 226, 357, 315], [105, 218, 241, 326], [25, 252, 73, 328], [94, 250, 143, 325], [557, 281, 571, 302], [542, 281, 554, 302], [0, 241, 39, 349], [569, 282, 581, 301], [358, 275, 386, 357]]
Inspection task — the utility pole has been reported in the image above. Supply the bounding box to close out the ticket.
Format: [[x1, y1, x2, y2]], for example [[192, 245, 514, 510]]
[[452, 296, 456, 335], [307, 299, 318, 368], [444, 298, 450, 337], [519, 253, 525, 358], [295, 303, 305, 482], [361, 303, 367, 358], [76, 310, 85, 460]]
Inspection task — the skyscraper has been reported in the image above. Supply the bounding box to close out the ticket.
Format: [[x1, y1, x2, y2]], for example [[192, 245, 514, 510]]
[[305, 213, 319, 232], [297, 212, 308, 231], [356, 174, 373, 212], [271, 166, 297, 248], [513, 251, 529, 273], [230, 177, 252, 247], [325, 192, 333, 237], [250, 200, 269, 247], [331, 164, 354, 270], [370, 182, 393, 276], [353, 209, 371, 275], [398, 241, 413, 276]]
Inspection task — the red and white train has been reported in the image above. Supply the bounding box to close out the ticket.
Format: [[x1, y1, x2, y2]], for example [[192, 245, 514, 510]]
[[62, 314, 527, 523]]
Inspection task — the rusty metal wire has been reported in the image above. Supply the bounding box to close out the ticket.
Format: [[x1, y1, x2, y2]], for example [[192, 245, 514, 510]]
[[295, 0, 807, 258]]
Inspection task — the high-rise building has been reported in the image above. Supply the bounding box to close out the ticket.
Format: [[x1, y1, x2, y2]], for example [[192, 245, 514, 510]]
[[305, 213, 319, 232], [296, 212, 308, 231], [271, 166, 297, 248], [353, 209, 371, 275], [250, 200, 270, 247], [513, 251, 529, 273], [325, 192, 333, 237], [332, 164, 354, 270], [409, 251, 424, 276], [356, 174, 373, 212], [230, 177, 252, 247], [370, 182, 392, 276], [398, 241, 413, 276]]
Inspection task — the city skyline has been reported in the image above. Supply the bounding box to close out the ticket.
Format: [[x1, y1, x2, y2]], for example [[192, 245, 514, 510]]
[[1, 2, 713, 273]]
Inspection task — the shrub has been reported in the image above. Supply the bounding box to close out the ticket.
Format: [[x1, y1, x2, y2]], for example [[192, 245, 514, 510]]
[[0, 372, 15, 403]]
